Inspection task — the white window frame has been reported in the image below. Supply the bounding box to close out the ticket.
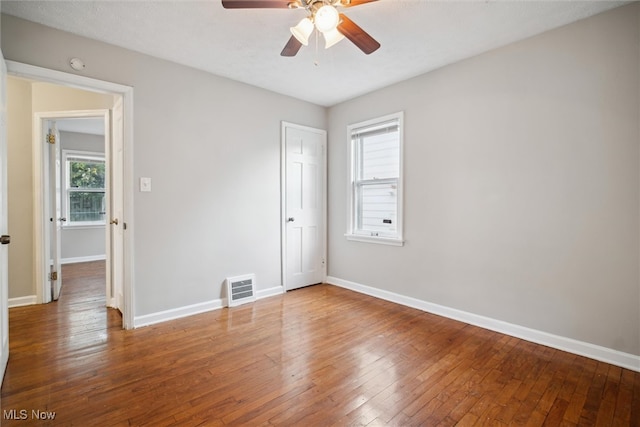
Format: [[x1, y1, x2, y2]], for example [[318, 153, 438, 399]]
[[62, 149, 106, 228], [346, 111, 404, 246]]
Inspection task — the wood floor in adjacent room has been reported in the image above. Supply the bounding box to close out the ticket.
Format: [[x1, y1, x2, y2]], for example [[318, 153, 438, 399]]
[[1, 261, 639, 426]]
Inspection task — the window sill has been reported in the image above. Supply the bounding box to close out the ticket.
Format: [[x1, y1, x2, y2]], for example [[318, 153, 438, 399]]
[[345, 234, 404, 246], [62, 224, 106, 230]]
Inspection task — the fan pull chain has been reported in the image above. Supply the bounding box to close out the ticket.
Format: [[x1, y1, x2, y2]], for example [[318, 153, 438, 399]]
[[314, 29, 320, 66]]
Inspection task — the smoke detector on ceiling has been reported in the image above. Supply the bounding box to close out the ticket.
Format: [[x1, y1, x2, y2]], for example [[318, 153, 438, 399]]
[[69, 58, 85, 71]]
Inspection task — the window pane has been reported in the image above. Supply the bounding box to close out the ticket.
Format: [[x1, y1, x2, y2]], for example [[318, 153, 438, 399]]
[[357, 182, 397, 233], [360, 128, 399, 181], [69, 159, 105, 189], [69, 192, 105, 223]]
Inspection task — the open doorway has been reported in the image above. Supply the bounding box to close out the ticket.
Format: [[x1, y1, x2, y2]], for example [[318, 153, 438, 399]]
[[5, 61, 133, 329], [42, 116, 108, 304], [35, 111, 120, 311]]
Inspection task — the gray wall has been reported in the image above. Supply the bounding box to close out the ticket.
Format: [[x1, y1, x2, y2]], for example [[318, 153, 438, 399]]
[[2, 14, 327, 315], [60, 130, 103, 152], [59, 130, 106, 262], [328, 4, 639, 355], [3, 5, 638, 358]]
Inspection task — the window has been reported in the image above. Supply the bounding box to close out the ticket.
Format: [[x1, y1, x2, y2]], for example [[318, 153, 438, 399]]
[[346, 112, 404, 246], [63, 151, 106, 226]]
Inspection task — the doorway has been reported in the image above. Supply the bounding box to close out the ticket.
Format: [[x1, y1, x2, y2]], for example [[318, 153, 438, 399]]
[[6, 61, 133, 329], [38, 114, 112, 306], [281, 122, 327, 291]]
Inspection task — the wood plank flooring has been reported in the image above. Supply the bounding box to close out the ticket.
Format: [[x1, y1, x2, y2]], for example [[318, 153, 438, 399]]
[[1, 261, 639, 426]]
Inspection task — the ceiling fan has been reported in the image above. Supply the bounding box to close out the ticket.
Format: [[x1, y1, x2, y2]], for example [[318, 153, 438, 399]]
[[221, 0, 381, 57]]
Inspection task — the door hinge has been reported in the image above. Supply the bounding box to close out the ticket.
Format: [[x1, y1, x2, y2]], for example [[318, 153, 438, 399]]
[[50, 271, 58, 281], [47, 133, 56, 144]]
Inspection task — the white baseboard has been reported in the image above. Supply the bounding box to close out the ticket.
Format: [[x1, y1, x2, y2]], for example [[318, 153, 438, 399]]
[[257, 285, 284, 300], [8, 295, 37, 308], [134, 285, 285, 328], [326, 276, 640, 373], [61, 255, 106, 265], [134, 299, 225, 328]]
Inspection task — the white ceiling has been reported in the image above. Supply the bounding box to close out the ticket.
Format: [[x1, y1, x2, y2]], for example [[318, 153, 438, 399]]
[[2, 0, 630, 106]]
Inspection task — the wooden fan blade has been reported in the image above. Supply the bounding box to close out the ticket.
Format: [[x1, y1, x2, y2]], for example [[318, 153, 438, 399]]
[[340, 0, 378, 7], [281, 35, 303, 57], [222, 0, 294, 9], [337, 14, 380, 55]]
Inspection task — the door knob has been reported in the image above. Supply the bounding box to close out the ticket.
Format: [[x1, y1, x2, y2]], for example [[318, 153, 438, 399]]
[[287, 217, 295, 222], [110, 219, 119, 225], [0, 235, 10, 245]]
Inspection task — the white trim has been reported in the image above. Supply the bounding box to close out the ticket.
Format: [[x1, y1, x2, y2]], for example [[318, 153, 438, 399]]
[[8, 295, 38, 308], [7, 61, 131, 96], [344, 234, 404, 246], [0, 51, 9, 385], [6, 60, 135, 330], [326, 276, 640, 373], [61, 255, 106, 265], [134, 286, 284, 328], [62, 224, 106, 230], [134, 299, 225, 328], [256, 285, 284, 300]]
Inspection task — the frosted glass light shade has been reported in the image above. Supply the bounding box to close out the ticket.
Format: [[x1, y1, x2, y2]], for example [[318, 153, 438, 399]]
[[314, 5, 339, 33], [290, 18, 314, 46], [323, 28, 345, 49]]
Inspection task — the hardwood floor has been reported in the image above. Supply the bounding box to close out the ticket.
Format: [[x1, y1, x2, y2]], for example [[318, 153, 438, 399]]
[[1, 262, 639, 426]]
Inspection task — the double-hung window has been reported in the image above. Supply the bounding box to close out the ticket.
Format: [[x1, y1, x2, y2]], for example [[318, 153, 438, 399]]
[[63, 151, 106, 227], [347, 112, 404, 246]]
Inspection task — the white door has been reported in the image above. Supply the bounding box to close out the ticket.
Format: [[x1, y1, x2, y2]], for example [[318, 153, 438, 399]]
[[1, 54, 10, 383], [107, 100, 123, 311], [47, 121, 63, 300], [282, 123, 326, 291]]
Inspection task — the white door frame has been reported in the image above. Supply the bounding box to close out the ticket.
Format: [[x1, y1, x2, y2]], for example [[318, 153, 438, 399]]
[[1, 52, 10, 384], [43, 117, 63, 301], [7, 61, 135, 329], [280, 121, 327, 291]]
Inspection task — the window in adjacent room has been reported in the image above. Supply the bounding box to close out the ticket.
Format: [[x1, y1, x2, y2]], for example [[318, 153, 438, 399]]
[[346, 111, 404, 246], [63, 151, 106, 226]]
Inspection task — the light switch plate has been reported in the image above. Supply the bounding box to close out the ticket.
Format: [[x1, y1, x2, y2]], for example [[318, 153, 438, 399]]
[[140, 177, 152, 192]]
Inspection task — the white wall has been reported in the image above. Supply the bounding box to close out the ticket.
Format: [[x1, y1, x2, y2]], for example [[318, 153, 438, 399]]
[[1, 14, 327, 317], [328, 4, 640, 356]]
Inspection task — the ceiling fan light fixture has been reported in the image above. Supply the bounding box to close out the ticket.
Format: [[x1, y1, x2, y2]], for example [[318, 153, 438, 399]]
[[290, 17, 314, 45], [323, 27, 345, 49], [314, 4, 339, 33]]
